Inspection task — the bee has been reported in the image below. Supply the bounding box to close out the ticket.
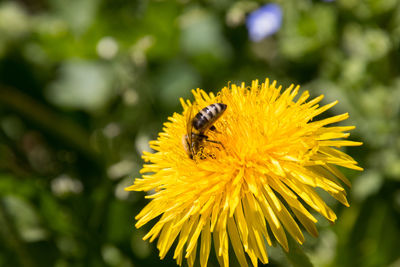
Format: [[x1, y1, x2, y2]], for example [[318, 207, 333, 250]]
[[183, 103, 227, 159]]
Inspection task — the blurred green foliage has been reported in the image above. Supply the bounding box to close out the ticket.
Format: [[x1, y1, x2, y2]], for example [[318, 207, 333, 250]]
[[0, 0, 399, 266]]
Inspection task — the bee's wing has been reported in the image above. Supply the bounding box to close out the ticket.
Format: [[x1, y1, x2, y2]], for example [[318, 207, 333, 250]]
[[185, 103, 194, 156], [186, 104, 193, 137]]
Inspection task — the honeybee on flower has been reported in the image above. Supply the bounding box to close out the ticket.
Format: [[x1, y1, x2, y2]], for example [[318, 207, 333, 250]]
[[183, 103, 227, 160], [126, 78, 363, 267]]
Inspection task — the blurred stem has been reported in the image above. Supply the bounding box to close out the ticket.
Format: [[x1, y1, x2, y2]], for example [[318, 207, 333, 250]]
[[0, 199, 36, 267], [0, 86, 100, 162], [284, 235, 314, 267]]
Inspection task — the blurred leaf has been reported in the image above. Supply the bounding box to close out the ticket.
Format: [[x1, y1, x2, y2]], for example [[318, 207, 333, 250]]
[[343, 24, 391, 61], [284, 235, 314, 267], [2, 196, 47, 242], [156, 59, 201, 109], [281, 4, 336, 60], [46, 59, 114, 112], [180, 7, 232, 62], [49, 0, 100, 35], [335, 195, 400, 267]]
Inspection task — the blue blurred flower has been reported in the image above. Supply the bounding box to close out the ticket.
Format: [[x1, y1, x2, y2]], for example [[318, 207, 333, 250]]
[[246, 3, 282, 42]]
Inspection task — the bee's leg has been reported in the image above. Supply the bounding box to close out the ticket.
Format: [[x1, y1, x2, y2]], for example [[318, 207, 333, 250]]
[[196, 133, 208, 140], [197, 134, 225, 149], [197, 134, 225, 150], [209, 125, 222, 134], [196, 133, 224, 151], [205, 139, 225, 150]]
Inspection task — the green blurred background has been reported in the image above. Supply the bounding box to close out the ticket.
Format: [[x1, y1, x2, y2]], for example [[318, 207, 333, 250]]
[[0, 0, 399, 266]]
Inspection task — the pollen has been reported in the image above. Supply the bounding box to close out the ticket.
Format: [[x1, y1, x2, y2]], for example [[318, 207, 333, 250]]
[[126, 78, 363, 267]]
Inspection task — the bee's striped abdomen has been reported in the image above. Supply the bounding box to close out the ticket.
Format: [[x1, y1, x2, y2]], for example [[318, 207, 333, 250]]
[[192, 103, 227, 132]]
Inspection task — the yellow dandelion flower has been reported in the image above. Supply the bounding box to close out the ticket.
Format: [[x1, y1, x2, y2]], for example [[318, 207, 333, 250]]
[[126, 78, 363, 267]]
